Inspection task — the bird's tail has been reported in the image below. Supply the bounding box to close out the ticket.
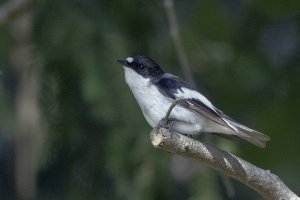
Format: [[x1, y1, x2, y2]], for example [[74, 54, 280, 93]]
[[224, 118, 270, 148]]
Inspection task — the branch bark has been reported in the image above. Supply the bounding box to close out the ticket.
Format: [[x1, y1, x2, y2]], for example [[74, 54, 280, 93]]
[[150, 127, 300, 200]]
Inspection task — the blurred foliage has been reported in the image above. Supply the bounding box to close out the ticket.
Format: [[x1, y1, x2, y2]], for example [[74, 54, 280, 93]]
[[0, 0, 300, 200]]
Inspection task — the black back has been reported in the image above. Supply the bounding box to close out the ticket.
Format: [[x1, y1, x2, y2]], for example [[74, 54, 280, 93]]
[[154, 74, 195, 99]]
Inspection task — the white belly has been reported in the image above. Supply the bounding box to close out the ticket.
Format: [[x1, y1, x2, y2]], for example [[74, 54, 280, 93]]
[[124, 67, 207, 134], [132, 85, 202, 127]]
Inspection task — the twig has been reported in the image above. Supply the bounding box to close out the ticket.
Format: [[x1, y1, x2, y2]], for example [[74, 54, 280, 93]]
[[163, 0, 196, 86], [150, 127, 300, 200]]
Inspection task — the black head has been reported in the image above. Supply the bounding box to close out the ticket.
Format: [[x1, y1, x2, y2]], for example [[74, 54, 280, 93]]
[[117, 55, 164, 78]]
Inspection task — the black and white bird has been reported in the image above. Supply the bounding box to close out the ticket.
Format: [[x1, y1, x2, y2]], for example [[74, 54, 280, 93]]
[[117, 55, 270, 148]]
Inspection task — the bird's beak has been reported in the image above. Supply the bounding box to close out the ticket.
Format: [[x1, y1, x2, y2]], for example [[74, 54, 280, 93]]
[[117, 59, 129, 67]]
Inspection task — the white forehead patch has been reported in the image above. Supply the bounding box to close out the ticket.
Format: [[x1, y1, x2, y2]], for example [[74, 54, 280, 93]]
[[126, 57, 134, 63]]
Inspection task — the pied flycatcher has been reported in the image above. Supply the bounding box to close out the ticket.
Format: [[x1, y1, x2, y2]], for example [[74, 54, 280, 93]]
[[117, 55, 270, 148]]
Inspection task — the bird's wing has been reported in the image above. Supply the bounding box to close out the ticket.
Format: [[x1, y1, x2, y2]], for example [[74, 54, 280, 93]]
[[154, 74, 237, 131], [214, 108, 270, 147], [178, 99, 236, 130], [155, 74, 270, 147]]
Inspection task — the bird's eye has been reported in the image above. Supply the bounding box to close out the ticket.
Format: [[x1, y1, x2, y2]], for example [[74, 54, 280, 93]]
[[138, 65, 145, 70]]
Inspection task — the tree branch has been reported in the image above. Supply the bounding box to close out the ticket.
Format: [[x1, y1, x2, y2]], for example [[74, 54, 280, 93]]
[[0, 0, 35, 24], [8, 1, 43, 198], [150, 127, 300, 200]]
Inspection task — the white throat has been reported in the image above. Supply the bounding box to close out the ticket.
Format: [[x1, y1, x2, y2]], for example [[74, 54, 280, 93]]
[[123, 66, 161, 127], [123, 67, 150, 90]]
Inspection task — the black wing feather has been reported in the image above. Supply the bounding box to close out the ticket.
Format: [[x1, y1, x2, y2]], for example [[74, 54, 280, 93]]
[[179, 99, 234, 130]]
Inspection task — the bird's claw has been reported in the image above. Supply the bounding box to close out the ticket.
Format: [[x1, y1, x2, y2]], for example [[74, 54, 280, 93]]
[[157, 118, 171, 131]]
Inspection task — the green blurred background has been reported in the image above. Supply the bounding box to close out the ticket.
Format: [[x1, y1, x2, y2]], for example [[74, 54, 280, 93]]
[[0, 0, 300, 199]]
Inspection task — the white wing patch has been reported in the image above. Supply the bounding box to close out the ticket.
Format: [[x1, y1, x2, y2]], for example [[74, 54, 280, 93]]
[[222, 118, 238, 132], [175, 88, 216, 111]]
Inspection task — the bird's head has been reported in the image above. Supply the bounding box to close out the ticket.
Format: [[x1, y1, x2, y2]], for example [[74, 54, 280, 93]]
[[117, 55, 164, 79]]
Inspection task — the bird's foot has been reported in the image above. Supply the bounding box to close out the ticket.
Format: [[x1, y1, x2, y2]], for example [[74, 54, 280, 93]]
[[157, 117, 172, 132]]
